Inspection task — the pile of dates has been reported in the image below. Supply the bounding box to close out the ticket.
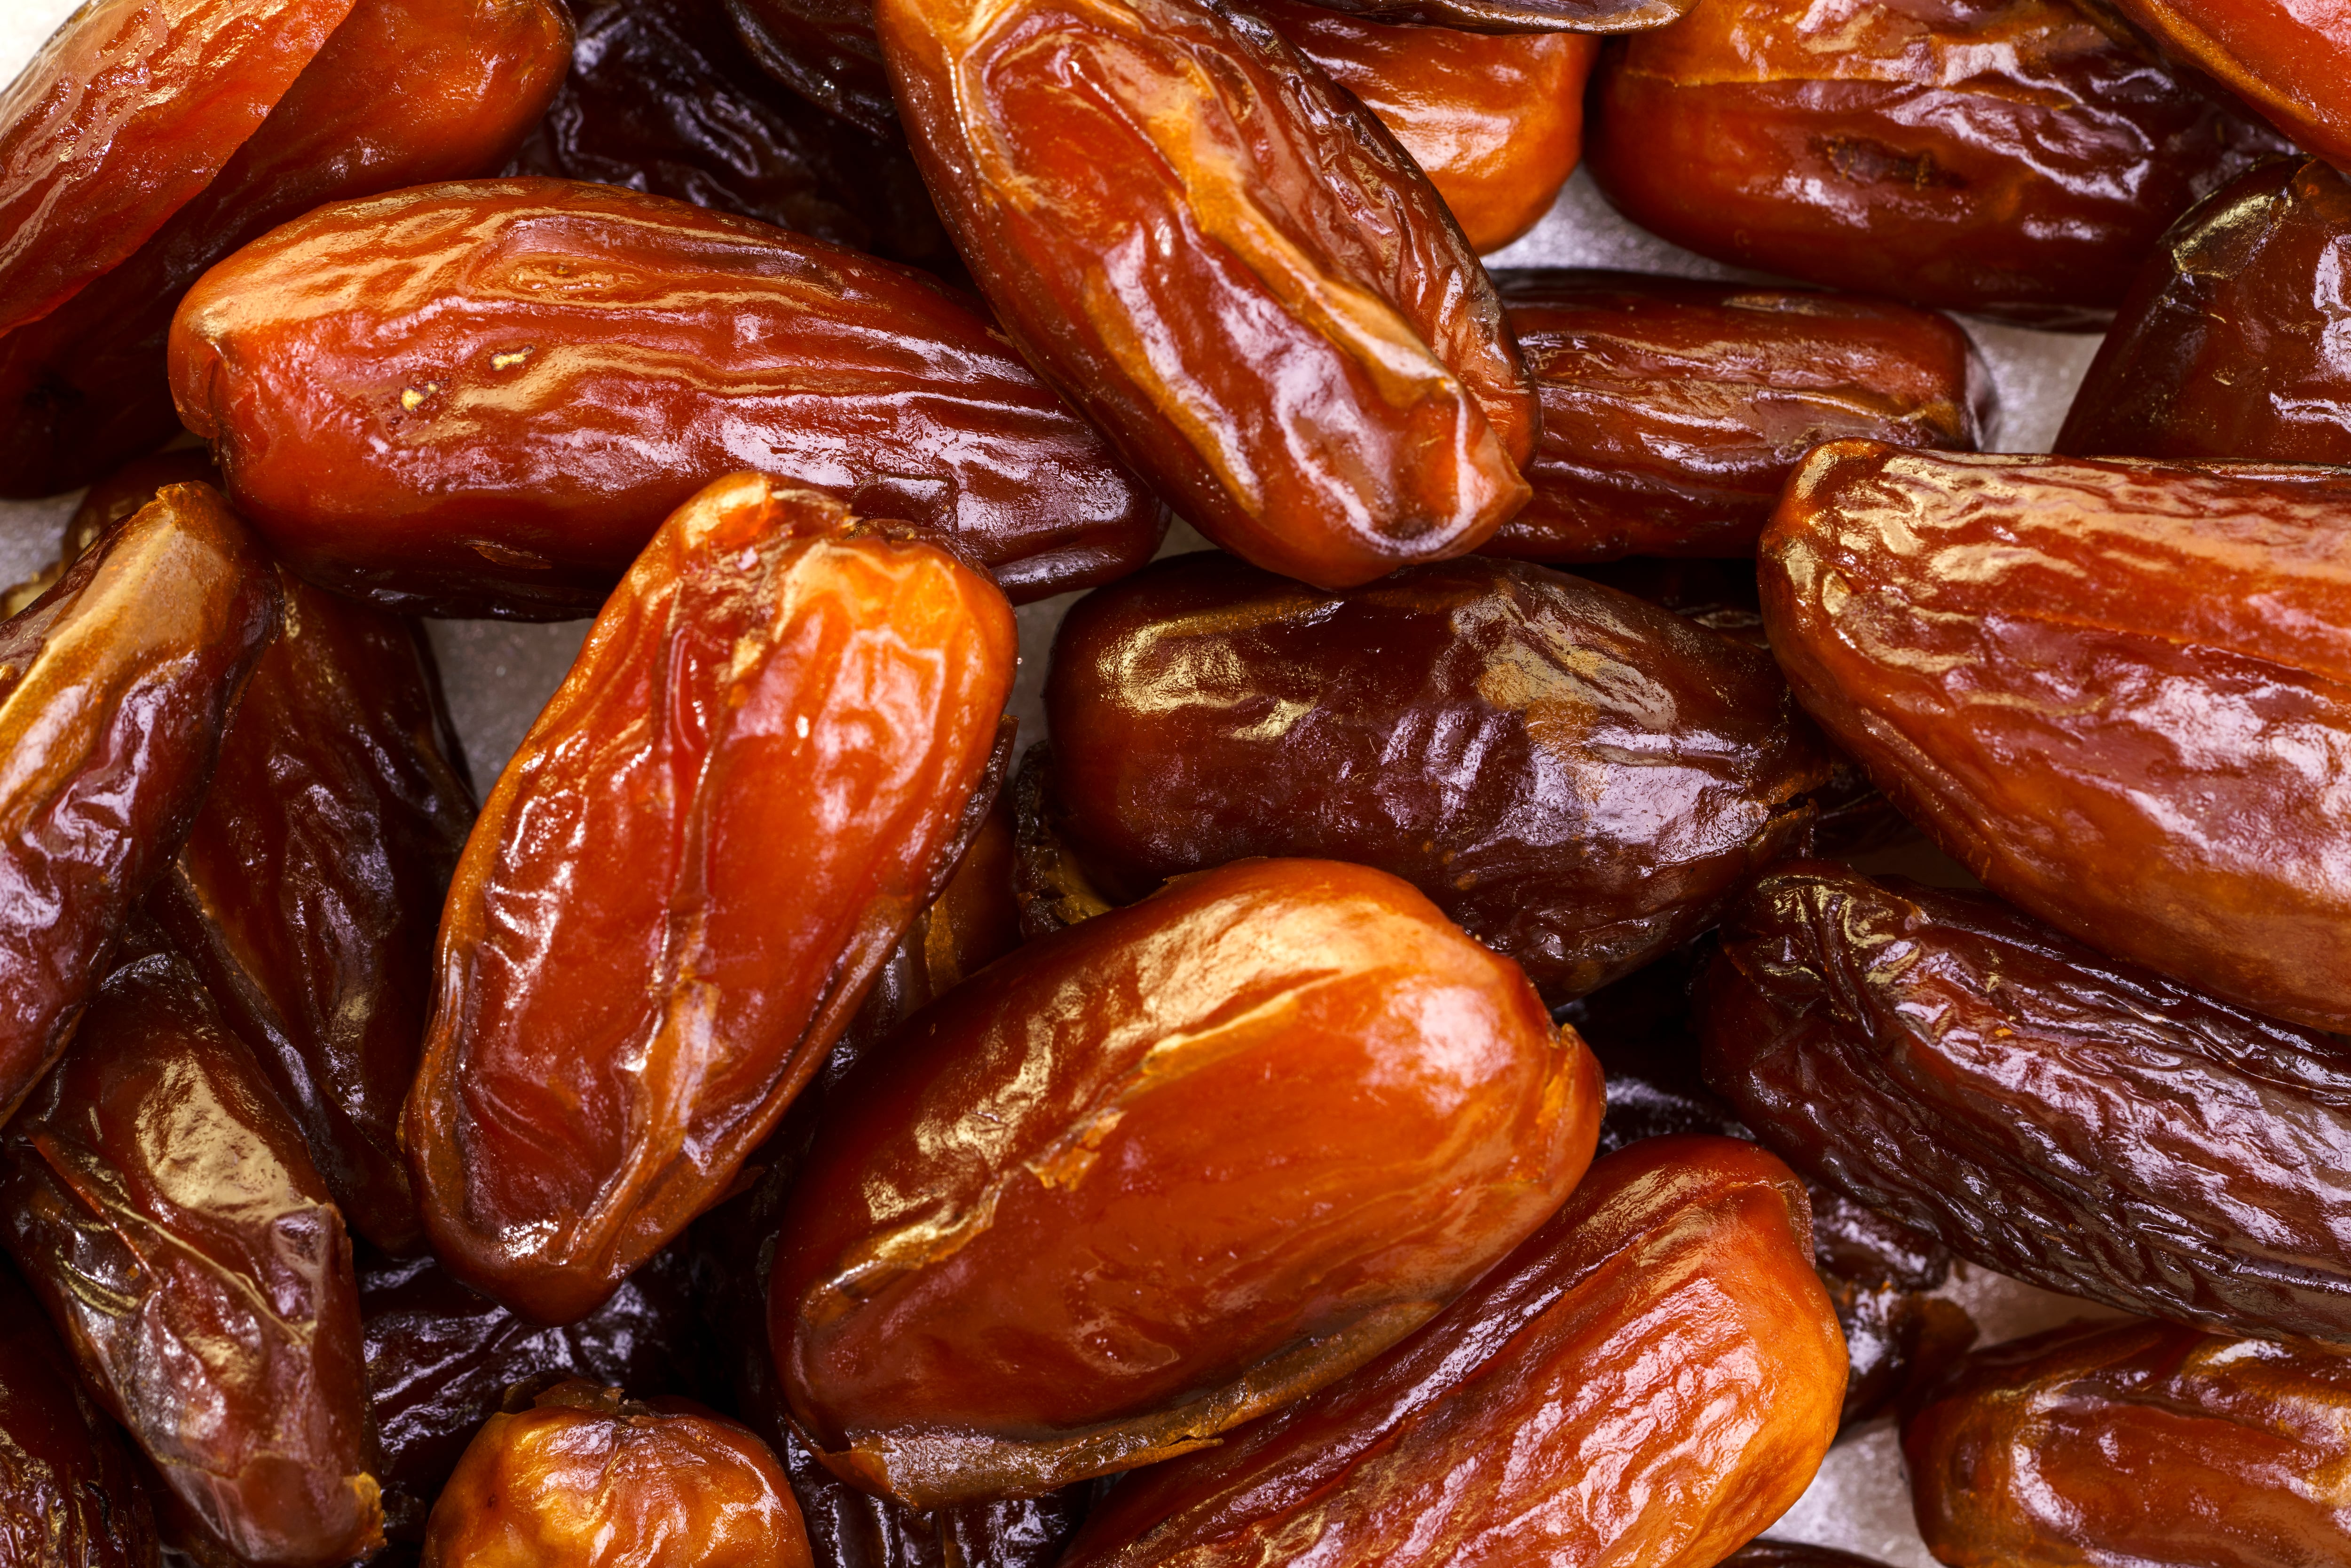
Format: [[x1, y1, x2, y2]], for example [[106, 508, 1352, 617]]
[[0, 0, 2346, 1564]]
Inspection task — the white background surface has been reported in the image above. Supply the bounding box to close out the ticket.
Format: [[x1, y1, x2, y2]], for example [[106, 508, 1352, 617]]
[[0, 4, 2126, 1561]]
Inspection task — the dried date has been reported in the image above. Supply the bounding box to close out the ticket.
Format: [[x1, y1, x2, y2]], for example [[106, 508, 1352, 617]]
[[726, 0, 899, 138], [0, 1257, 159, 1568], [2096, 0, 2351, 172]]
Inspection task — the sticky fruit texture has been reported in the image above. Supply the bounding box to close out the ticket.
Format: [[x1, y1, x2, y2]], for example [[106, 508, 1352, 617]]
[[166, 179, 1163, 619], [726, 0, 900, 139], [1761, 444, 2351, 1032], [420, 1381, 813, 1568], [1487, 270, 1988, 561], [1266, 0, 1691, 34], [1904, 1318, 2351, 1568], [0, 0, 571, 500], [2058, 157, 2351, 466], [2098, 0, 2351, 174], [876, 0, 1540, 592], [1057, 1136, 1845, 1568], [0, 481, 280, 1126], [1701, 863, 2351, 1343], [771, 856, 1603, 1507], [1033, 551, 1832, 1003], [405, 473, 1017, 1326], [0, 1257, 160, 1568], [0, 935, 381, 1568], [1585, 0, 2294, 329], [0, 446, 219, 618]]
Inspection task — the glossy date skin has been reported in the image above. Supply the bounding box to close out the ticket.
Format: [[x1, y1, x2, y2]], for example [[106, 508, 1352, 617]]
[[1905, 1319, 2351, 1568], [2058, 157, 2351, 466], [1586, 0, 2293, 327], [772, 857, 1602, 1507], [726, 0, 901, 139], [406, 474, 1017, 1326], [1273, 0, 1690, 35], [1761, 444, 2351, 1032], [2099, 0, 2351, 173], [0, 1258, 159, 1568], [877, 0, 1539, 591], [1701, 863, 2351, 1343], [168, 179, 1162, 618], [0, 938, 380, 1568], [1036, 552, 1831, 1003], [1058, 1136, 1845, 1568], [1488, 271, 1987, 561]]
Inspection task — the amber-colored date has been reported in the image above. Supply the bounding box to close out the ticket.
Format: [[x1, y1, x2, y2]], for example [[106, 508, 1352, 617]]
[[877, 0, 1538, 591], [1586, 0, 2291, 327], [0, 1258, 159, 1568], [1762, 444, 2351, 1032], [1906, 1318, 2351, 1568], [2059, 157, 2351, 466], [2098, 0, 2351, 173], [1703, 863, 2351, 1343], [1277, 0, 1689, 35], [1059, 1136, 1845, 1568], [422, 1381, 813, 1568], [169, 179, 1162, 618], [1033, 552, 1830, 1002], [1487, 270, 1987, 561], [771, 857, 1601, 1506]]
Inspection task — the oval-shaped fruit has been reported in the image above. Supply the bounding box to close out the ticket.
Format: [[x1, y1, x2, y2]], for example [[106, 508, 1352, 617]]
[[1759, 443, 2351, 1032], [405, 473, 1016, 1326], [0, 1257, 160, 1568], [726, 0, 899, 137], [2098, 0, 2351, 174], [168, 179, 1162, 618], [771, 856, 1602, 1507], [1058, 1136, 1845, 1568]]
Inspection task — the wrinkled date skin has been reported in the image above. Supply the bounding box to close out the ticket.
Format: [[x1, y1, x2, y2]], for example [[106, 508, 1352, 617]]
[[1905, 1319, 2351, 1568], [0, 1259, 160, 1568], [2059, 157, 2351, 466], [1702, 863, 2351, 1343], [406, 474, 1017, 1326], [422, 1382, 813, 1568], [1586, 0, 2293, 327], [0, 938, 380, 1568], [1761, 445, 2351, 1032], [1058, 1136, 1845, 1568], [878, 0, 1540, 591], [727, 0, 901, 138], [1487, 270, 1988, 561], [0, 481, 278, 1124], [1271, 0, 1689, 37], [168, 179, 1162, 618], [0, 0, 571, 499], [2100, 0, 2351, 173], [772, 857, 1602, 1507], [1035, 552, 1831, 1003]]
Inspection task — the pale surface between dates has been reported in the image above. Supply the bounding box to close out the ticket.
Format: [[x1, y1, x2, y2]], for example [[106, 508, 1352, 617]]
[[0, 4, 2122, 1564]]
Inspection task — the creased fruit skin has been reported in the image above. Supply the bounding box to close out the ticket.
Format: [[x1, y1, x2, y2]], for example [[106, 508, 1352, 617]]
[[1057, 1136, 1845, 1568], [2099, 0, 2351, 174], [0, 1257, 160, 1568], [2059, 157, 2351, 467], [1904, 1318, 2351, 1568], [167, 178, 1162, 618], [877, 0, 1538, 592], [1271, 0, 1690, 35], [405, 473, 1017, 1327], [421, 1382, 813, 1568], [1489, 270, 1988, 561], [1701, 863, 2351, 1344], [1036, 552, 1832, 1004], [0, 481, 280, 1126], [726, 0, 901, 138], [1759, 443, 2351, 1033], [0, 936, 381, 1568], [772, 856, 1602, 1508], [0, 0, 570, 499], [1586, 0, 2293, 328]]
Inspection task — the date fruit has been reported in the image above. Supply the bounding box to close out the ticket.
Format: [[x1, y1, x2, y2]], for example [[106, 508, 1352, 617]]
[[1760, 443, 2351, 1032], [1586, 0, 2293, 327], [168, 179, 1162, 618], [726, 0, 900, 139], [2097, 0, 2351, 173], [1057, 1136, 1845, 1568], [771, 856, 1601, 1506], [1724, 1546, 1899, 1568], [405, 473, 1017, 1326], [1034, 552, 1831, 1002], [2058, 156, 2351, 466], [1905, 1318, 2351, 1568], [0, 1257, 159, 1568], [1271, 0, 1691, 35], [1702, 863, 2351, 1343], [877, 0, 1540, 591], [1489, 270, 1988, 560]]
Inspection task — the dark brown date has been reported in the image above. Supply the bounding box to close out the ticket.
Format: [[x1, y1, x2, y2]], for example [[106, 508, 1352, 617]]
[[2098, 0, 2351, 173], [1487, 270, 1988, 561], [726, 0, 899, 138], [168, 179, 1162, 618], [1034, 551, 1831, 1002], [2059, 156, 2351, 465], [1586, 0, 2293, 327], [0, 1256, 159, 1568], [1702, 862, 2351, 1344], [1723, 1546, 1900, 1568]]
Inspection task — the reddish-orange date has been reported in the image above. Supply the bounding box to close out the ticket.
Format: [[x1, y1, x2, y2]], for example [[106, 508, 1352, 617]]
[[2099, 0, 2351, 173]]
